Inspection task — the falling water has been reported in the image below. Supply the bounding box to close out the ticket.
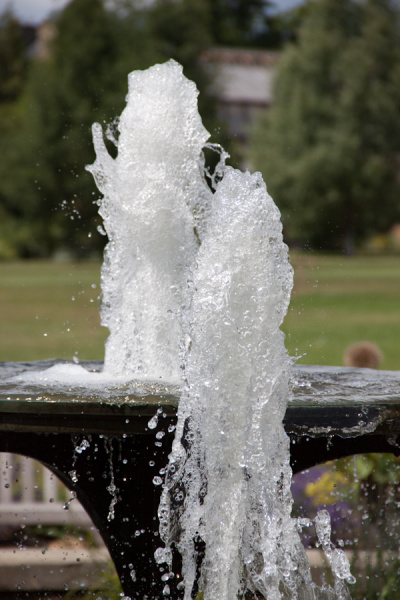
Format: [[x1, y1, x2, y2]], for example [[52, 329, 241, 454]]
[[157, 167, 317, 600], [3, 58, 356, 598], [85, 60, 354, 598]]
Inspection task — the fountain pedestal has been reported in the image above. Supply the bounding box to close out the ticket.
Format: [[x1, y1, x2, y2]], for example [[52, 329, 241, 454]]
[[1, 362, 400, 598]]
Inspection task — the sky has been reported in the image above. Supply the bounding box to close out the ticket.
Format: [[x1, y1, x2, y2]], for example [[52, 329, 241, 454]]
[[7, 0, 304, 25], [7, 0, 70, 24]]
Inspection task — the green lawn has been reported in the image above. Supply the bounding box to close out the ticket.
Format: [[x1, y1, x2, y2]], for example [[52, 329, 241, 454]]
[[1, 254, 399, 370], [284, 252, 400, 370], [0, 260, 107, 362]]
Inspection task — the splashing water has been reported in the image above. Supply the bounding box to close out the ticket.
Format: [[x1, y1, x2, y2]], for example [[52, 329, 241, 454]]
[[87, 60, 212, 382], [85, 60, 354, 598], [158, 168, 317, 600]]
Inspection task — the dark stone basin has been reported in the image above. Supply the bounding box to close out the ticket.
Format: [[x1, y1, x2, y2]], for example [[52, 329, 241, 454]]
[[1, 361, 400, 598]]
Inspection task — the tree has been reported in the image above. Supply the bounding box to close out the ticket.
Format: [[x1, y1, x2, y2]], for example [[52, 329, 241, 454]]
[[207, 0, 272, 47], [0, 0, 285, 258], [149, 0, 241, 167], [0, 9, 35, 258], [0, 8, 28, 103], [149, 0, 213, 120], [251, 0, 400, 252], [0, 0, 230, 258], [0, 0, 161, 258]]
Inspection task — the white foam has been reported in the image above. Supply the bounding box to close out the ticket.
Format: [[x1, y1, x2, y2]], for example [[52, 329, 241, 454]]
[[159, 168, 319, 600], [87, 60, 213, 382], [11, 363, 130, 387]]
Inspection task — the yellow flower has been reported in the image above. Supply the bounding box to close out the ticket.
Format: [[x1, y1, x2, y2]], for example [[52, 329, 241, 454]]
[[305, 471, 348, 506]]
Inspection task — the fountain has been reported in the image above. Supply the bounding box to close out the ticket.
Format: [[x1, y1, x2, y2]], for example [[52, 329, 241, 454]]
[[1, 60, 400, 599], [156, 165, 318, 600], [84, 60, 354, 597], [86, 60, 213, 382]]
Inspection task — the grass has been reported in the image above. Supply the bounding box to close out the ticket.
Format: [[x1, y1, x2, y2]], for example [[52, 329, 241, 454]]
[[0, 253, 399, 370], [0, 260, 107, 362], [284, 252, 400, 370]]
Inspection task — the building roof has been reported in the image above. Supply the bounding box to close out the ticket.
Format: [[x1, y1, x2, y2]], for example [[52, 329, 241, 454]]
[[217, 64, 275, 104], [202, 48, 280, 68], [202, 48, 280, 106]]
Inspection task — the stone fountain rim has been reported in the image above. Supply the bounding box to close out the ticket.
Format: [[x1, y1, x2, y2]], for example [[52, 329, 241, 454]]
[[0, 360, 400, 437]]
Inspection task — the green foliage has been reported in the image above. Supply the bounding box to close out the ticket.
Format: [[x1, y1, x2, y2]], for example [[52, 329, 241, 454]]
[[0, 0, 285, 259], [15, 0, 151, 258], [0, 0, 233, 258], [0, 10, 39, 258], [251, 0, 400, 252], [149, 0, 214, 124], [206, 0, 270, 46], [0, 1, 122, 257], [297, 453, 400, 598], [340, 454, 400, 599], [0, 8, 28, 102]]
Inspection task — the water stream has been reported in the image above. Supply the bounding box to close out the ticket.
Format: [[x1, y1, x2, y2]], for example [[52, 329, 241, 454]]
[[87, 60, 213, 383], [86, 60, 356, 599], [156, 166, 315, 600], [6, 60, 358, 598]]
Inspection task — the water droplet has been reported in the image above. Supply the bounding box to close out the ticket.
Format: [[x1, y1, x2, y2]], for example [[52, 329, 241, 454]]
[[75, 439, 90, 454], [148, 414, 158, 429], [63, 493, 77, 510], [69, 470, 78, 483]]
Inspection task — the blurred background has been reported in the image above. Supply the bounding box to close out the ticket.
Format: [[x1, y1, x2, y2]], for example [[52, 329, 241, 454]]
[[1, 0, 400, 598]]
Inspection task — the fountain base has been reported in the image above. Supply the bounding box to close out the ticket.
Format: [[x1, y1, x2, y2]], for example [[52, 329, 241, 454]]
[[1, 361, 400, 597]]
